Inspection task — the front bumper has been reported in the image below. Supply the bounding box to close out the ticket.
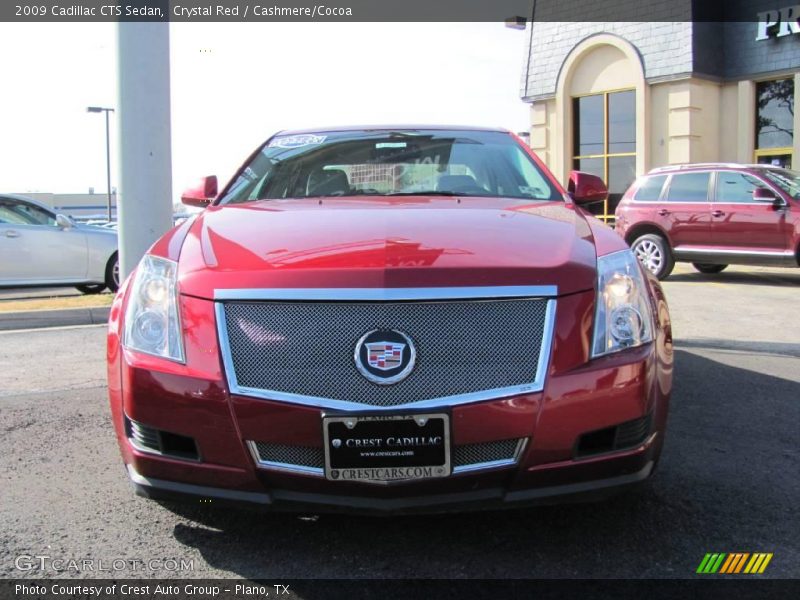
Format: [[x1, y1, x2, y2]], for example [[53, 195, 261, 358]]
[[107, 289, 672, 514], [127, 458, 656, 515]]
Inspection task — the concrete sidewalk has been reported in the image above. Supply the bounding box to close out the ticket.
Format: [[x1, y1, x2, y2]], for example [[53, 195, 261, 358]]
[[0, 306, 111, 331], [0, 286, 81, 301]]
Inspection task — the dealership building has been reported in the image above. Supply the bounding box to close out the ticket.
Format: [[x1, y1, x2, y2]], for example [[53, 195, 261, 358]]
[[521, 4, 800, 220]]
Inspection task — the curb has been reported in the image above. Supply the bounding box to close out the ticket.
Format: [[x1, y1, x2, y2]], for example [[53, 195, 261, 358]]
[[0, 306, 111, 331]]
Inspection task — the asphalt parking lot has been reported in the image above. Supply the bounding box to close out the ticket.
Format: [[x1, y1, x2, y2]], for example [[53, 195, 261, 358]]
[[0, 263, 798, 579]]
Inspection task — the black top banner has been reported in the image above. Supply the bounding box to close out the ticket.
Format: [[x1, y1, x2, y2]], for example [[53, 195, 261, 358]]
[[0, 0, 786, 22]]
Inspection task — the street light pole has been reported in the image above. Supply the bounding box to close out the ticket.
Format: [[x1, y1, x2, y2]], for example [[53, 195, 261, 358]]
[[87, 106, 115, 222]]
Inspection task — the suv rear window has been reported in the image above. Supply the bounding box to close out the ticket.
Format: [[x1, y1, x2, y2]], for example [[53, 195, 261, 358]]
[[633, 175, 667, 201], [666, 172, 710, 202]]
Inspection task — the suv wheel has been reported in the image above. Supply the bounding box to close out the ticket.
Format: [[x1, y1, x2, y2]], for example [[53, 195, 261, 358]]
[[693, 263, 728, 274], [631, 234, 674, 280]]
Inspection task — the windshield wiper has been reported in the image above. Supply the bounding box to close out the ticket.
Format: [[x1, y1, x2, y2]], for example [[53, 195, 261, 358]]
[[385, 190, 464, 197]]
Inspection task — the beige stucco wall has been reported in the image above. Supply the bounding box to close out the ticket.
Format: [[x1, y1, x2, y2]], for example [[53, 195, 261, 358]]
[[568, 44, 638, 96], [658, 78, 722, 164], [719, 83, 740, 163], [736, 80, 756, 164], [529, 100, 556, 169]]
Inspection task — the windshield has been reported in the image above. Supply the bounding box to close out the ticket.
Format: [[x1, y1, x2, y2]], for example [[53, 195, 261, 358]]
[[760, 168, 800, 199], [0, 199, 56, 226], [219, 129, 560, 204]]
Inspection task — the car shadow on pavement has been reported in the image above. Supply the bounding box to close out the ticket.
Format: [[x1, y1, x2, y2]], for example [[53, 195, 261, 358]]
[[666, 270, 800, 287], [166, 348, 799, 579], [676, 339, 800, 358]]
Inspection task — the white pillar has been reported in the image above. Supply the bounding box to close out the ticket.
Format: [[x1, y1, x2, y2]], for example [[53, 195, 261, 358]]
[[116, 22, 174, 279]]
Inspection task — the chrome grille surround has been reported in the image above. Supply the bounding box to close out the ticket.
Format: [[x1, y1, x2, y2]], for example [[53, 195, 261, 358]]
[[247, 438, 528, 477], [215, 287, 556, 411]]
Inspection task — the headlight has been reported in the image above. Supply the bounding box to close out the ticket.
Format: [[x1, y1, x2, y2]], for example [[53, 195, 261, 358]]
[[592, 249, 653, 357], [123, 255, 184, 362]]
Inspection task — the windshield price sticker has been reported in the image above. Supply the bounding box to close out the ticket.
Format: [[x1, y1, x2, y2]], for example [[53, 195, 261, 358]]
[[268, 134, 327, 149]]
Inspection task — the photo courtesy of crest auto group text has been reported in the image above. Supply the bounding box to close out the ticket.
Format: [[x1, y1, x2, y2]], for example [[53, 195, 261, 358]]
[[0, 0, 798, 596]]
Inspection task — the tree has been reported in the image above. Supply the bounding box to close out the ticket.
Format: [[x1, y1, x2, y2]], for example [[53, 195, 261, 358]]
[[757, 80, 794, 143]]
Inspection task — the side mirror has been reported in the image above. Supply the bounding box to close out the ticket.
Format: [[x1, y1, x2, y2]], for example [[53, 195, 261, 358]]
[[753, 187, 785, 209], [567, 171, 608, 205], [753, 187, 777, 201], [55, 214, 72, 229], [181, 175, 218, 207]]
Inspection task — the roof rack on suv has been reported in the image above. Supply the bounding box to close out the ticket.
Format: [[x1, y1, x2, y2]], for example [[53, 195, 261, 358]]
[[649, 163, 782, 174]]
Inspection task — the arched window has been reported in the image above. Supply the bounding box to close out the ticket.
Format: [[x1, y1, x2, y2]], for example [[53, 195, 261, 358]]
[[572, 89, 636, 222]]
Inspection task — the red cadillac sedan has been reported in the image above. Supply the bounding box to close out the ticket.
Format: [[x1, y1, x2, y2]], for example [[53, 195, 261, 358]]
[[107, 126, 673, 513]]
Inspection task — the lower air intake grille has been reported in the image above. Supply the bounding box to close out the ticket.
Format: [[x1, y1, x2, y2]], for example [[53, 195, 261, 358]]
[[127, 418, 160, 452], [251, 438, 525, 474], [253, 442, 324, 469], [453, 439, 522, 467], [125, 416, 199, 461], [615, 413, 653, 449], [575, 413, 652, 458]]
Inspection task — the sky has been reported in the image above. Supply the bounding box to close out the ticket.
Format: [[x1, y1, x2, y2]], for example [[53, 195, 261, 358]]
[[0, 22, 530, 201]]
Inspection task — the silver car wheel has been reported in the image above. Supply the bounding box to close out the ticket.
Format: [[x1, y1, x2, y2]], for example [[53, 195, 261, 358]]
[[112, 259, 120, 287], [633, 239, 663, 274]]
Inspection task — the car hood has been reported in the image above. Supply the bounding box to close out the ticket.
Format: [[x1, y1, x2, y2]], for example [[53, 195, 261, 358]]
[[176, 196, 599, 299], [77, 223, 117, 235]]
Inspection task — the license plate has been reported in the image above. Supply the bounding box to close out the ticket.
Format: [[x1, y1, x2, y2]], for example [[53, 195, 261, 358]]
[[322, 413, 451, 483]]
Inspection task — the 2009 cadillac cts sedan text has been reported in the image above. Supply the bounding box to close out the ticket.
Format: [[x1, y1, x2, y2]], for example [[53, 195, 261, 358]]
[[107, 126, 673, 513]]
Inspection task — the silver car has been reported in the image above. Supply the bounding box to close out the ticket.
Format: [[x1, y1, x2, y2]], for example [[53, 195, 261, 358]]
[[0, 194, 118, 294]]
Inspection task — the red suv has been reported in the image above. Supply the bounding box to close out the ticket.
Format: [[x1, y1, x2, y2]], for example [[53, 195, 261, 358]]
[[615, 164, 800, 279]]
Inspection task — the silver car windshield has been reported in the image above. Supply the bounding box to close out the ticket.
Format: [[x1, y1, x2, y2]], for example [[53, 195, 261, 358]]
[[219, 129, 559, 203]]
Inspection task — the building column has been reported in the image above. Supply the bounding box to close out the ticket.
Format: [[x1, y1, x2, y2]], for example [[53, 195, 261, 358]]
[[667, 81, 700, 163], [529, 102, 550, 168], [116, 22, 174, 280], [736, 80, 756, 164], [638, 82, 650, 175]]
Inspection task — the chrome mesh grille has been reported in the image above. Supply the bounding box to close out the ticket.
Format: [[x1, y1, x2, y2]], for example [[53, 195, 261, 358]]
[[251, 439, 524, 472], [221, 298, 549, 408], [453, 439, 521, 467], [253, 442, 324, 468]]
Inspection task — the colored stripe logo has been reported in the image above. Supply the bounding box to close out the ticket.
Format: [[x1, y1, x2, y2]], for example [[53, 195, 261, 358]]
[[697, 553, 773, 574]]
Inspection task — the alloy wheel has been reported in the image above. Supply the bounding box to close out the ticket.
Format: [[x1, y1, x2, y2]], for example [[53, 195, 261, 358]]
[[113, 259, 120, 287], [633, 240, 663, 275]]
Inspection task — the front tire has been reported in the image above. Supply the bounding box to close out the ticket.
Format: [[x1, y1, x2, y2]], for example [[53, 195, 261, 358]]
[[692, 263, 728, 274], [105, 253, 120, 292], [75, 284, 106, 295], [631, 234, 674, 280]]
